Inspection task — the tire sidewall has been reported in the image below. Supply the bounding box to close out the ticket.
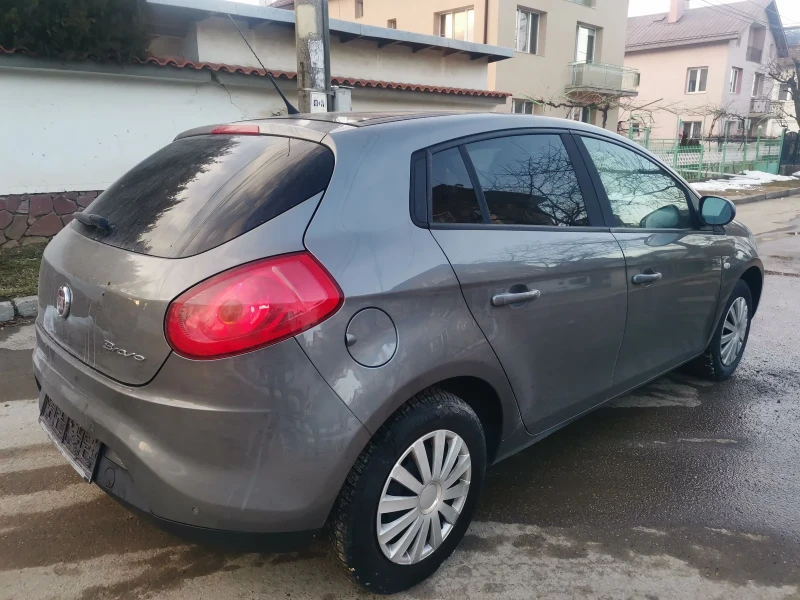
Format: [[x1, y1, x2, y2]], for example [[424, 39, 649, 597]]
[[345, 402, 486, 594], [709, 280, 753, 378]]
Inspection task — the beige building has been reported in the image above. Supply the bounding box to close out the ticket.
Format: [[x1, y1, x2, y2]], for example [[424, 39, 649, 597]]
[[624, 0, 789, 140], [270, 0, 639, 129]]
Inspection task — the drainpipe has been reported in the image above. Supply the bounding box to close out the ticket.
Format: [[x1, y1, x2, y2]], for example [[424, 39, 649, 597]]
[[483, 0, 489, 44]]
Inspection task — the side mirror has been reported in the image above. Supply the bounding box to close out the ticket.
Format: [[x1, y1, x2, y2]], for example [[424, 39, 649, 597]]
[[699, 196, 736, 226], [640, 204, 681, 229]]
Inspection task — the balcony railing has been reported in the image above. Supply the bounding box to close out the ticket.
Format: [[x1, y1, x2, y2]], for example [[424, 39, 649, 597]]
[[566, 0, 593, 6], [566, 62, 640, 95], [750, 97, 775, 114], [746, 46, 763, 63]]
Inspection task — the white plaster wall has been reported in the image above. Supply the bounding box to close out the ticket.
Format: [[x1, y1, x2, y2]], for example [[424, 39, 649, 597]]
[[0, 65, 501, 195]]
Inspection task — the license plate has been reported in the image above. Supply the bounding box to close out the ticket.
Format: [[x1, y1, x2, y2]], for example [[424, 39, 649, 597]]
[[39, 396, 102, 482]]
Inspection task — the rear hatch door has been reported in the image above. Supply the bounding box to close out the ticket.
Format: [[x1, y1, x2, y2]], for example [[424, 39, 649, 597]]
[[38, 132, 334, 385]]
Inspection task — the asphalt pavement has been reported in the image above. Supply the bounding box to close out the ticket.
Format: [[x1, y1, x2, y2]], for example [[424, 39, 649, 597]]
[[2, 197, 800, 599]]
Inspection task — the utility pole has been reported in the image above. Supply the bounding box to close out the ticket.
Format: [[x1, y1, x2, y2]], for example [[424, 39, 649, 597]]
[[294, 0, 332, 113]]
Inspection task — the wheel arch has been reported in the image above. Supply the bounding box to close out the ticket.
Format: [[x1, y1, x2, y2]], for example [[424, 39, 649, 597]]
[[740, 265, 764, 315]]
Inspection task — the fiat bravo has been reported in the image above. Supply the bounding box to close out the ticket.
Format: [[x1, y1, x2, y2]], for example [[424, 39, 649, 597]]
[[34, 112, 762, 593]]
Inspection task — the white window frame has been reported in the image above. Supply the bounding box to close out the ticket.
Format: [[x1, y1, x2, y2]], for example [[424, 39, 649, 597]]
[[512, 99, 535, 114], [515, 9, 540, 54], [686, 67, 708, 94], [729, 67, 742, 94], [752, 72, 765, 98], [568, 106, 592, 123], [575, 25, 596, 63], [683, 121, 702, 139], [438, 8, 475, 42]]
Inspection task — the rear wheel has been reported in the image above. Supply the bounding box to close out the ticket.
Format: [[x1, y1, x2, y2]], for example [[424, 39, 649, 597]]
[[687, 280, 753, 381], [329, 389, 486, 594]]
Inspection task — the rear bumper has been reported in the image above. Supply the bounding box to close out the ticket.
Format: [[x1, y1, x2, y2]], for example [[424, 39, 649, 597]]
[[95, 451, 319, 552], [33, 324, 370, 535]]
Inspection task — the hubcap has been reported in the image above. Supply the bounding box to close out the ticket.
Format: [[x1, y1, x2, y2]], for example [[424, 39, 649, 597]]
[[376, 430, 471, 565], [721, 297, 748, 366]]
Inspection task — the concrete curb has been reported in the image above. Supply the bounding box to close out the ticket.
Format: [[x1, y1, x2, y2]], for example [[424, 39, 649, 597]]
[[731, 187, 800, 205], [0, 296, 38, 324]]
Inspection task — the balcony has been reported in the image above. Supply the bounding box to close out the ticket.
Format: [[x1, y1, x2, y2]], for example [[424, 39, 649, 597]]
[[750, 97, 775, 115], [566, 62, 640, 96], [746, 46, 763, 63], [566, 0, 593, 5]]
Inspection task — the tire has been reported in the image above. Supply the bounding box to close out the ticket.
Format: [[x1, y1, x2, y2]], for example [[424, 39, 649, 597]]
[[329, 388, 487, 594], [686, 279, 753, 381]]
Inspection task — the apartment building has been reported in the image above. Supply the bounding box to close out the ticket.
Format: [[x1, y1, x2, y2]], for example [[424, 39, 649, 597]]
[[624, 0, 789, 139], [270, 0, 638, 129]]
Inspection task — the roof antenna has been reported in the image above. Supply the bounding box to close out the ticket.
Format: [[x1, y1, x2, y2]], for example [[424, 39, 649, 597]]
[[227, 13, 300, 115]]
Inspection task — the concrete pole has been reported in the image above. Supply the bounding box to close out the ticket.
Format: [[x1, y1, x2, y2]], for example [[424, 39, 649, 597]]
[[294, 0, 332, 113]]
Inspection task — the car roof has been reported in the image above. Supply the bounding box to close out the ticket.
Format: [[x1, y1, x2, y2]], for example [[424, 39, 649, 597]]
[[265, 111, 465, 127]]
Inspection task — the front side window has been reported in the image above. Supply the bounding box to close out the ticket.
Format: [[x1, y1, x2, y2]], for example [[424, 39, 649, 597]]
[[439, 8, 474, 41], [779, 83, 792, 102], [431, 148, 483, 224], [516, 9, 540, 54], [687, 67, 708, 93], [575, 25, 596, 63], [465, 135, 589, 227], [387, 18, 396, 29], [581, 137, 693, 229]]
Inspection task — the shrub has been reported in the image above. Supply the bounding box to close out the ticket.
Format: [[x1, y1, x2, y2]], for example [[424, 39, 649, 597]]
[[0, 0, 148, 61]]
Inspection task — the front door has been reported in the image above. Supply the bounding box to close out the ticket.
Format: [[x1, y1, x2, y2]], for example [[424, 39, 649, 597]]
[[576, 134, 728, 393], [426, 131, 628, 434]]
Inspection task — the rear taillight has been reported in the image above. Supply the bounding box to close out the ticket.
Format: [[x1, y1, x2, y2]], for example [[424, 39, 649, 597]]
[[165, 252, 342, 359]]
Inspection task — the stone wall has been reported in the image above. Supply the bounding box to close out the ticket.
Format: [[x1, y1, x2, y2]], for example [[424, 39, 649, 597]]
[[0, 191, 101, 249]]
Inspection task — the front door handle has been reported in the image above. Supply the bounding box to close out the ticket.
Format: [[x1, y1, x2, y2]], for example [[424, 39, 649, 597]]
[[491, 289, 541, 307], [632, 272, 663, 285]]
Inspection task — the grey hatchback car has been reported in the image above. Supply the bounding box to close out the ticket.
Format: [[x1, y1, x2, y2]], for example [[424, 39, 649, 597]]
[[34, 112, 762, 593]]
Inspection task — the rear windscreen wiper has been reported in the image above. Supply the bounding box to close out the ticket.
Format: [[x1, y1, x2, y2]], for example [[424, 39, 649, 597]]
[[73, 212, 114, 232]]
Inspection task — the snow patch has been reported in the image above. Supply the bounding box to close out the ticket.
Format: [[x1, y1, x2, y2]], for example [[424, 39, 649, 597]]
[[692, 170, 798, 193]]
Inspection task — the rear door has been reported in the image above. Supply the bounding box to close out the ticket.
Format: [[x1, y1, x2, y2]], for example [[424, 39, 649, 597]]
[[425, 130, 628, 434], [575, 134, 726, 393]]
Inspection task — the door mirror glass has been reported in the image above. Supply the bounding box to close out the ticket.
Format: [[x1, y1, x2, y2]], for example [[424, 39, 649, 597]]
[[700, 196, 736, 226], [640, 204, 681, 229]]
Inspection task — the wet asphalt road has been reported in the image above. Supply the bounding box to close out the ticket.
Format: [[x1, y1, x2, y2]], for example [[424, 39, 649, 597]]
[[1, 198, 800, 599]]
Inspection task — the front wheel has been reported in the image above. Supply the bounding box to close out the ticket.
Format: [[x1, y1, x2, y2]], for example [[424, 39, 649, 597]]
[[329, 388, 486, 594], [688, 279, 753, 381]]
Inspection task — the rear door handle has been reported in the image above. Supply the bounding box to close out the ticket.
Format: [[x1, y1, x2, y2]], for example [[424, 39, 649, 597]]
[[632, 272, 663, 285], [491, 290, 541, 307]]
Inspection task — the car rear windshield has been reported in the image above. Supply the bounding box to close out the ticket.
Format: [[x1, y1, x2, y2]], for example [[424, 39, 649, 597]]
[[72, 134, 334, 258]]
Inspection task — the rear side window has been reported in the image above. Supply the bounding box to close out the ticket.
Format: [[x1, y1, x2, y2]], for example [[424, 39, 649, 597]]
[[431, 148, 483, 224], [465, 135, 589, 226], [74, 135, 334, 257]]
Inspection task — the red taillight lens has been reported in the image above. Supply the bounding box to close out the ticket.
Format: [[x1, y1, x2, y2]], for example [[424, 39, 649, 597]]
[[210, 124, 260, 135], [165, 252, 342, 359]]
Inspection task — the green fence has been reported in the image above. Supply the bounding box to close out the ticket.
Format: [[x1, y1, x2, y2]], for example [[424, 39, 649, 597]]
[[631, 133, 785, 181]]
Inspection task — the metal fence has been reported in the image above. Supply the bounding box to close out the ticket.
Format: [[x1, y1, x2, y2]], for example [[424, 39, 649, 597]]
[[631, 133, 785, 180]]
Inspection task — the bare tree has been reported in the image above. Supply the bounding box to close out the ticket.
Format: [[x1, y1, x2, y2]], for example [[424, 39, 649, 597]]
[[767, 47, 800, 131]]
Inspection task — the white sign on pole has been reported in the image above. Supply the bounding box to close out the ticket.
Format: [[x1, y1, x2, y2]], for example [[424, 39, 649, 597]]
[[310, 91, 327, 113]]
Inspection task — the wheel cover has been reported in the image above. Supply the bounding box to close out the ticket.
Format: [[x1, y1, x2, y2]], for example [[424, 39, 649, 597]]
[[376, 430, 471, 565], [721, 297, 748, 366]]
